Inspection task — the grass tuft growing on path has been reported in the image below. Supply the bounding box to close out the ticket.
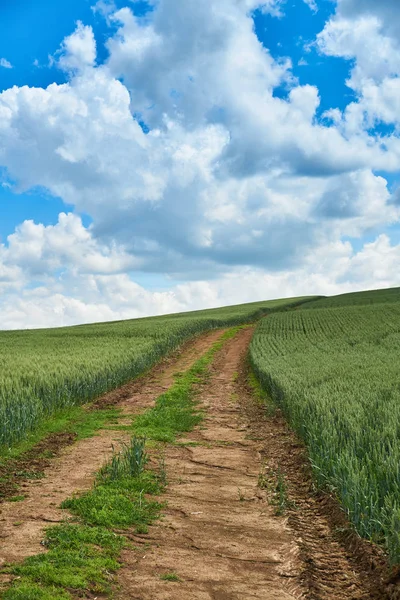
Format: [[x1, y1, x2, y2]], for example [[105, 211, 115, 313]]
[[2, 438, 161, 599], [132, 327, 242, 442]]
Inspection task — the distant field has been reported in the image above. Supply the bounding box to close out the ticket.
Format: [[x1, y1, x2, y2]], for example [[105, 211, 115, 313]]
[[303, 286, 400, 309], [0, 297, 309, 451], [250, 287, 400, 562]]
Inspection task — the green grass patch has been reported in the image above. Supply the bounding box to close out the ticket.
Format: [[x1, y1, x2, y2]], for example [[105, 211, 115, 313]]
[[62, 436, 163, 532], [2, 524, 125, 599], [160, 572, 181, 582], [247, 369, 276, 417], [62, 473, 162, 532], [2, 438, 160, 598], [133, 328, 241, 442], [1, 582, 72, 600], [0, 406, 121, 462], [0, 407, 122, 503]]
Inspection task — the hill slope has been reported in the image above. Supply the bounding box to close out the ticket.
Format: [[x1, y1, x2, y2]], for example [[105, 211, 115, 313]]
[[0, 296, 310, 451]]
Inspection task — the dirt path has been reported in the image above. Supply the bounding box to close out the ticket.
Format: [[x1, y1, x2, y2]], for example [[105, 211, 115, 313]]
[[115, 328, 384, 600], [1, 327, 388, 599], [0, 329, 224, 572], [116, 328, 302, 599]]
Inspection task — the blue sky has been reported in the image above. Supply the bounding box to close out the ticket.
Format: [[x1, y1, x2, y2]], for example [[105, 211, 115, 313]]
[[0, 0, 400, 328], [254, 0, 357, 115]]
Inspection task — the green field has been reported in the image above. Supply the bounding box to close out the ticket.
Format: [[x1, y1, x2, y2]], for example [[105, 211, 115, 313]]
[[250, 287, 400, 562], [303, 286, 400, 309], [0, 297, 307, 451], [4, 285, 400, 564]]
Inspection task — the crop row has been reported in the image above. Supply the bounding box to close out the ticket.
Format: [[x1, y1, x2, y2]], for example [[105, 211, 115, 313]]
[[250, 300, 400, 563]]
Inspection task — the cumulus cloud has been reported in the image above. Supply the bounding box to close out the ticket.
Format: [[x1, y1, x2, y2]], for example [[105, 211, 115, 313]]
[[57, 21, 97, 72], [0, 58, 12, 69], [318, 0, 400, 135], [302, 0, 318, 12], [0, 222, 399, 329], [337, 0, 400, 38], [4, 213, 137, 277], [0, 0, 399, 327]]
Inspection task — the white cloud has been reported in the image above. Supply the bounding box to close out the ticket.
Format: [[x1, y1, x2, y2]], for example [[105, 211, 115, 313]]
[[298, 57, 308, 66], [57, 21, 97, 72], [0, 221, 399, 329], [0, 58, 12, 69], [0, 1, 399, 327], [3, 213, 137, 277], [92, 0, 117, 18], [317, 1, 400, 134], [302, 0, 318, 12]]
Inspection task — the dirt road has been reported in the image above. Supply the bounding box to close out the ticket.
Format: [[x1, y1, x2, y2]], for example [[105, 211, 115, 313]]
[[0, 327, 388, 599], [115, 328, 383, 600]]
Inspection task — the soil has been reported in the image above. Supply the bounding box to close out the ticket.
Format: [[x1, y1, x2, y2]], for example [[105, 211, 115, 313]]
[[115, 327, 302, 599], [0, 326, 395, 599], [0, 432, 77, 502]]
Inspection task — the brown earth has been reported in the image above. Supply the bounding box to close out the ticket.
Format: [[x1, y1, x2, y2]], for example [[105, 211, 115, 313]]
[[114, 328, 389, 600], [0, 328, 224, 576], [0, 432, 78, 502], [115, 327, 302, 600]]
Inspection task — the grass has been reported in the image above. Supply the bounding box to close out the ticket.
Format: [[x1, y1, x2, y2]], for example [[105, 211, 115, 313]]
[[160, 572, 181, 582], [2, 438, 162, 599], [250, 287, 400, 563], [0, 407, 122, 503], [0, 297, 311, 452], [257, 464, 291, 516], [1, 406, 121, 462], [132, 328, 243, 442], [274, 471, 290, 516], [247, 369, 276, 417], [4, 525, 125, 597], [62, 472, 162, 533]]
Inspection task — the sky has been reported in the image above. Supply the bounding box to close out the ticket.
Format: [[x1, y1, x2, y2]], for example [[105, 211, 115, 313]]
[[1, 0, 400, 329]]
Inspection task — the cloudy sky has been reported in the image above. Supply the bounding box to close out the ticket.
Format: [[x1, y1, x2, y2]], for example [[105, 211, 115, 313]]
[[0, 0, 400, 328]]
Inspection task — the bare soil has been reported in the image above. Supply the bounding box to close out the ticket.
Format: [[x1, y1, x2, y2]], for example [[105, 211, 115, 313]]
[[0, 432, 77, 502], [115, 327, 303, 599]]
